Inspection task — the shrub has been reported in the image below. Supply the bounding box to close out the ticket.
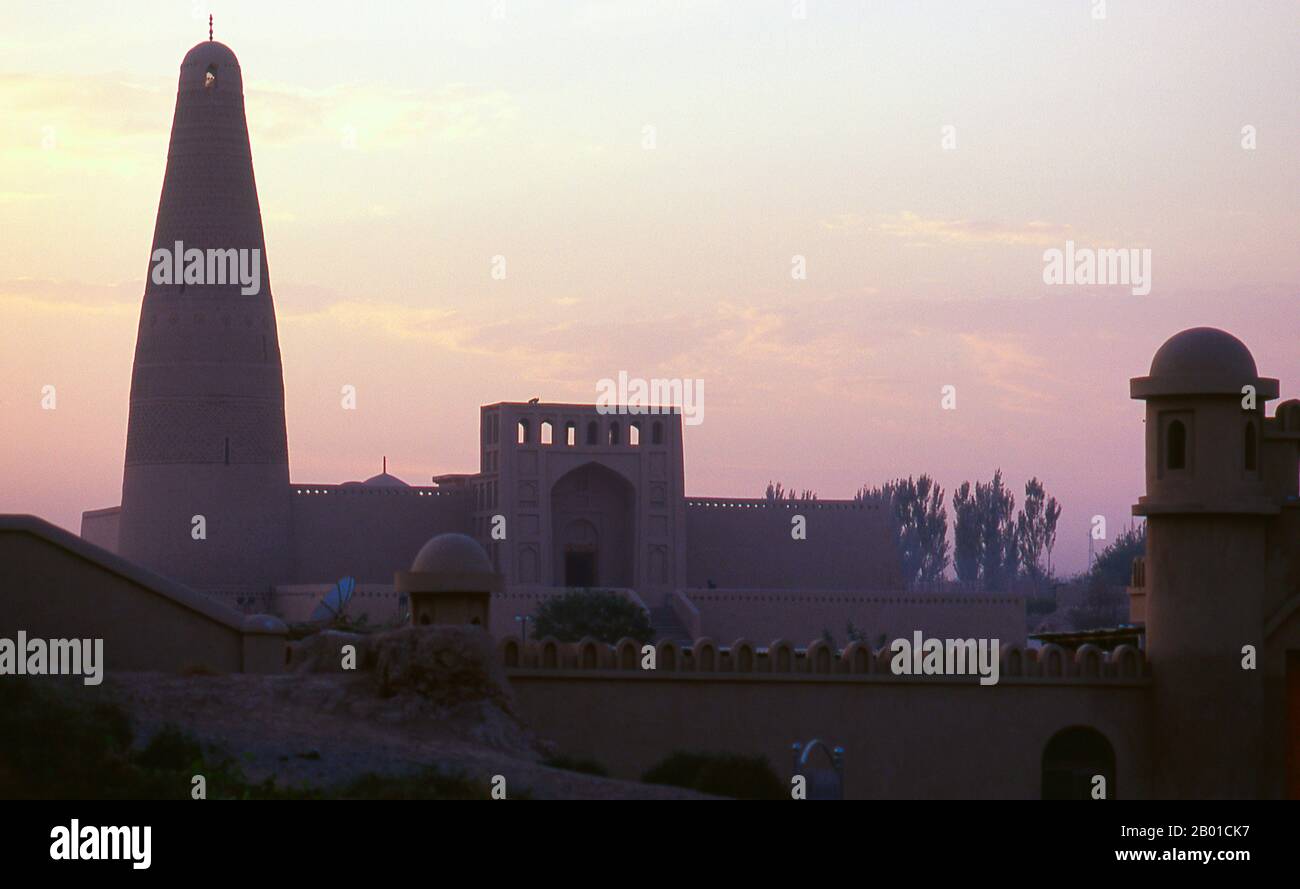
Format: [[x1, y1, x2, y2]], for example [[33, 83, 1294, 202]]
[[641, 751, 786, 800], [532, 589, 653, 644]]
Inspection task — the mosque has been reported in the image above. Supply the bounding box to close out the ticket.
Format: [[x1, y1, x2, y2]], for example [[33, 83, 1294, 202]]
[[71, 35, 1004, 645], [4, 35, 1299, 798]]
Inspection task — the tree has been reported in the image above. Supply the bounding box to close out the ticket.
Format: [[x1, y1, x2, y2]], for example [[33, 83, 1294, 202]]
[[976, 470, 1017, 591], [1017, 477, 1062, 594], [952, 481, 981, 585], [1091, 522, 1146, 588], [765, 481, 817, 503], [855, 476, 949, 588], [532, 589, 653, 644], [953, 470, 1018, 591]]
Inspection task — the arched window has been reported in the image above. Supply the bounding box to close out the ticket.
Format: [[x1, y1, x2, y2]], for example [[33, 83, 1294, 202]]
[[517, 418, 531, 445], [608, 422, 621, 445], [652, 421, 664, 445], [1166, 419, 1186, 470], [541, 420, 553, 445], [585, 421, 598, 445], [204, 65, 217, 89], [629, 422, 641, 446], [1244, 421, 1257, 471], [565, 421, 576, 447]]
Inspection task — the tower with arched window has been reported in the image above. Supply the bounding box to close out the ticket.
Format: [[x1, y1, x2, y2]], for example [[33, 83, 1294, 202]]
[[1130, 327, 1294, 797]]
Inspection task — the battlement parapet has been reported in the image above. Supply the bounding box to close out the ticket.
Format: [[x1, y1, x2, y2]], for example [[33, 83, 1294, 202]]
[[686, 497, 881, 511], [291, 484, 463, 497], [498, 635, 1147, 684]]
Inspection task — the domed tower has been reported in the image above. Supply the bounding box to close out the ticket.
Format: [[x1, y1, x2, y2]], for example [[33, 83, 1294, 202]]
[[396, 533, 502, 628], [117, 38, 292, 593], [1131, 327, 1280, 797]]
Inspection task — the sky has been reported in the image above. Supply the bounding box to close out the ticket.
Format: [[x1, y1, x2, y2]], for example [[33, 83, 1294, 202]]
[[1, 0, 1297, 577]]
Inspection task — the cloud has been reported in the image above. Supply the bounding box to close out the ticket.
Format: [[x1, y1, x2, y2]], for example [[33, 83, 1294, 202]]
[[824, 211, 1074, 247], [958, 332, 1060, 414]]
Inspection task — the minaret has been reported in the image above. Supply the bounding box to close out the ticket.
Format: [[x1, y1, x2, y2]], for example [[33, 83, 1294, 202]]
[[1131, 327, 1280, 798], [117, 34, 292, 592]]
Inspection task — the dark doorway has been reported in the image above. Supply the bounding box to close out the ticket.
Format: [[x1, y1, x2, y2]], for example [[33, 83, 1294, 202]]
[[565, 550, 597, 588], [1042, 726, 1116, 799]]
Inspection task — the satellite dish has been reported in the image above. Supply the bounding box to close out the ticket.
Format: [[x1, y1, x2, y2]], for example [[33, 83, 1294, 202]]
[[310, 576, 356, 622]]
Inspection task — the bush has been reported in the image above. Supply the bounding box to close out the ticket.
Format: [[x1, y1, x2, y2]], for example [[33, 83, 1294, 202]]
[[532, 589, 653, 644], [641, 751, 786, 800], [0, 679, 520, 800]]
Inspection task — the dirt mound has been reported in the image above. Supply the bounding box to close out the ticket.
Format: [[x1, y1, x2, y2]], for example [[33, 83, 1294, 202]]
[[288, 625, 514, 714]]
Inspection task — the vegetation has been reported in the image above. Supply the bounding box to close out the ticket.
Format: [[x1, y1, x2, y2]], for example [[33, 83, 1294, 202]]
[[764, 481, 817, 502], [532, 588, 654, 644], [857, 475, 949, 586], [952, 471, 1062, 593], [0, 678, 502, 800], [642, 751, 786, 800], [1090, 522, 1146, 588]]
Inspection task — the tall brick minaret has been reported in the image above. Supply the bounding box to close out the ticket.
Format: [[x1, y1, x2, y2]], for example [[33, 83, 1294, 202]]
[[117, 34, 292, 592]]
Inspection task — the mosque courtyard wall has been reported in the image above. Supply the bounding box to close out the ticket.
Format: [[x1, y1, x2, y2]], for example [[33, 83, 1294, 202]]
[[501, 636, 1151, 799]]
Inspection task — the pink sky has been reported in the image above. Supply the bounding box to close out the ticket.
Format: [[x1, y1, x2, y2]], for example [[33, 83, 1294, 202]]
[[2, 2, 1297, 576]]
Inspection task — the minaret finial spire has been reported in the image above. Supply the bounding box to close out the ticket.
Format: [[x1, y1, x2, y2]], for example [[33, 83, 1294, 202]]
[[209, 14, 213, 41]]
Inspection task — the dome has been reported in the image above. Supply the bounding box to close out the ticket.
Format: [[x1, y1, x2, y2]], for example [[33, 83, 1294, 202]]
[[178, 40, 242, 94], [362, 472, 409, 488], [1150, 327, 1257, 380], [411, 533, 494, 574], [1132, 327, 1278, 399]]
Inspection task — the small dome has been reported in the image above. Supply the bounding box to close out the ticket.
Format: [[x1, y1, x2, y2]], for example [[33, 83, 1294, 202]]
[[178, 40, 242, 94], [1149, 327, 1257, 381], [1132, 327, 1278, 399], [182, 40, 240, 69], [362, 472, 409, 488], [411, 533, 493, 574]]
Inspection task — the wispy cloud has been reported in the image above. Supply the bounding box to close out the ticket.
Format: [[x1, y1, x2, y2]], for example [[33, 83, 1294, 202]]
[[824, 211, 1074, 247]]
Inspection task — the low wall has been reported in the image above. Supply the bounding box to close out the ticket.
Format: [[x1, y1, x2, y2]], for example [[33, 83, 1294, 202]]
[[499, 635, 1152, 799], [0, 515, 286, 674]]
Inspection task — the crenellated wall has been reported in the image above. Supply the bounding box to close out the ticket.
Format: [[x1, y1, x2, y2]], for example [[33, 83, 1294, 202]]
[[498, 635, 1151, 799], [685, 499, 901, 590], [288, 484, 472, 584]]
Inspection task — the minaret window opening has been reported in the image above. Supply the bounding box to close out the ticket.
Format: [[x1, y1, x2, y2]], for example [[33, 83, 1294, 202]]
[[204, 65, 217, 89], [1244, 421, 1258, 472], [1166, 419, 1186, 471]]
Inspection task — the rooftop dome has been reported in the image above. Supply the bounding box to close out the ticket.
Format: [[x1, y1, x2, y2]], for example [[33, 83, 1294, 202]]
[[411, 533, 494, 575], [362, 472, 409, 488], [1132, 327, 1278, 399]]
